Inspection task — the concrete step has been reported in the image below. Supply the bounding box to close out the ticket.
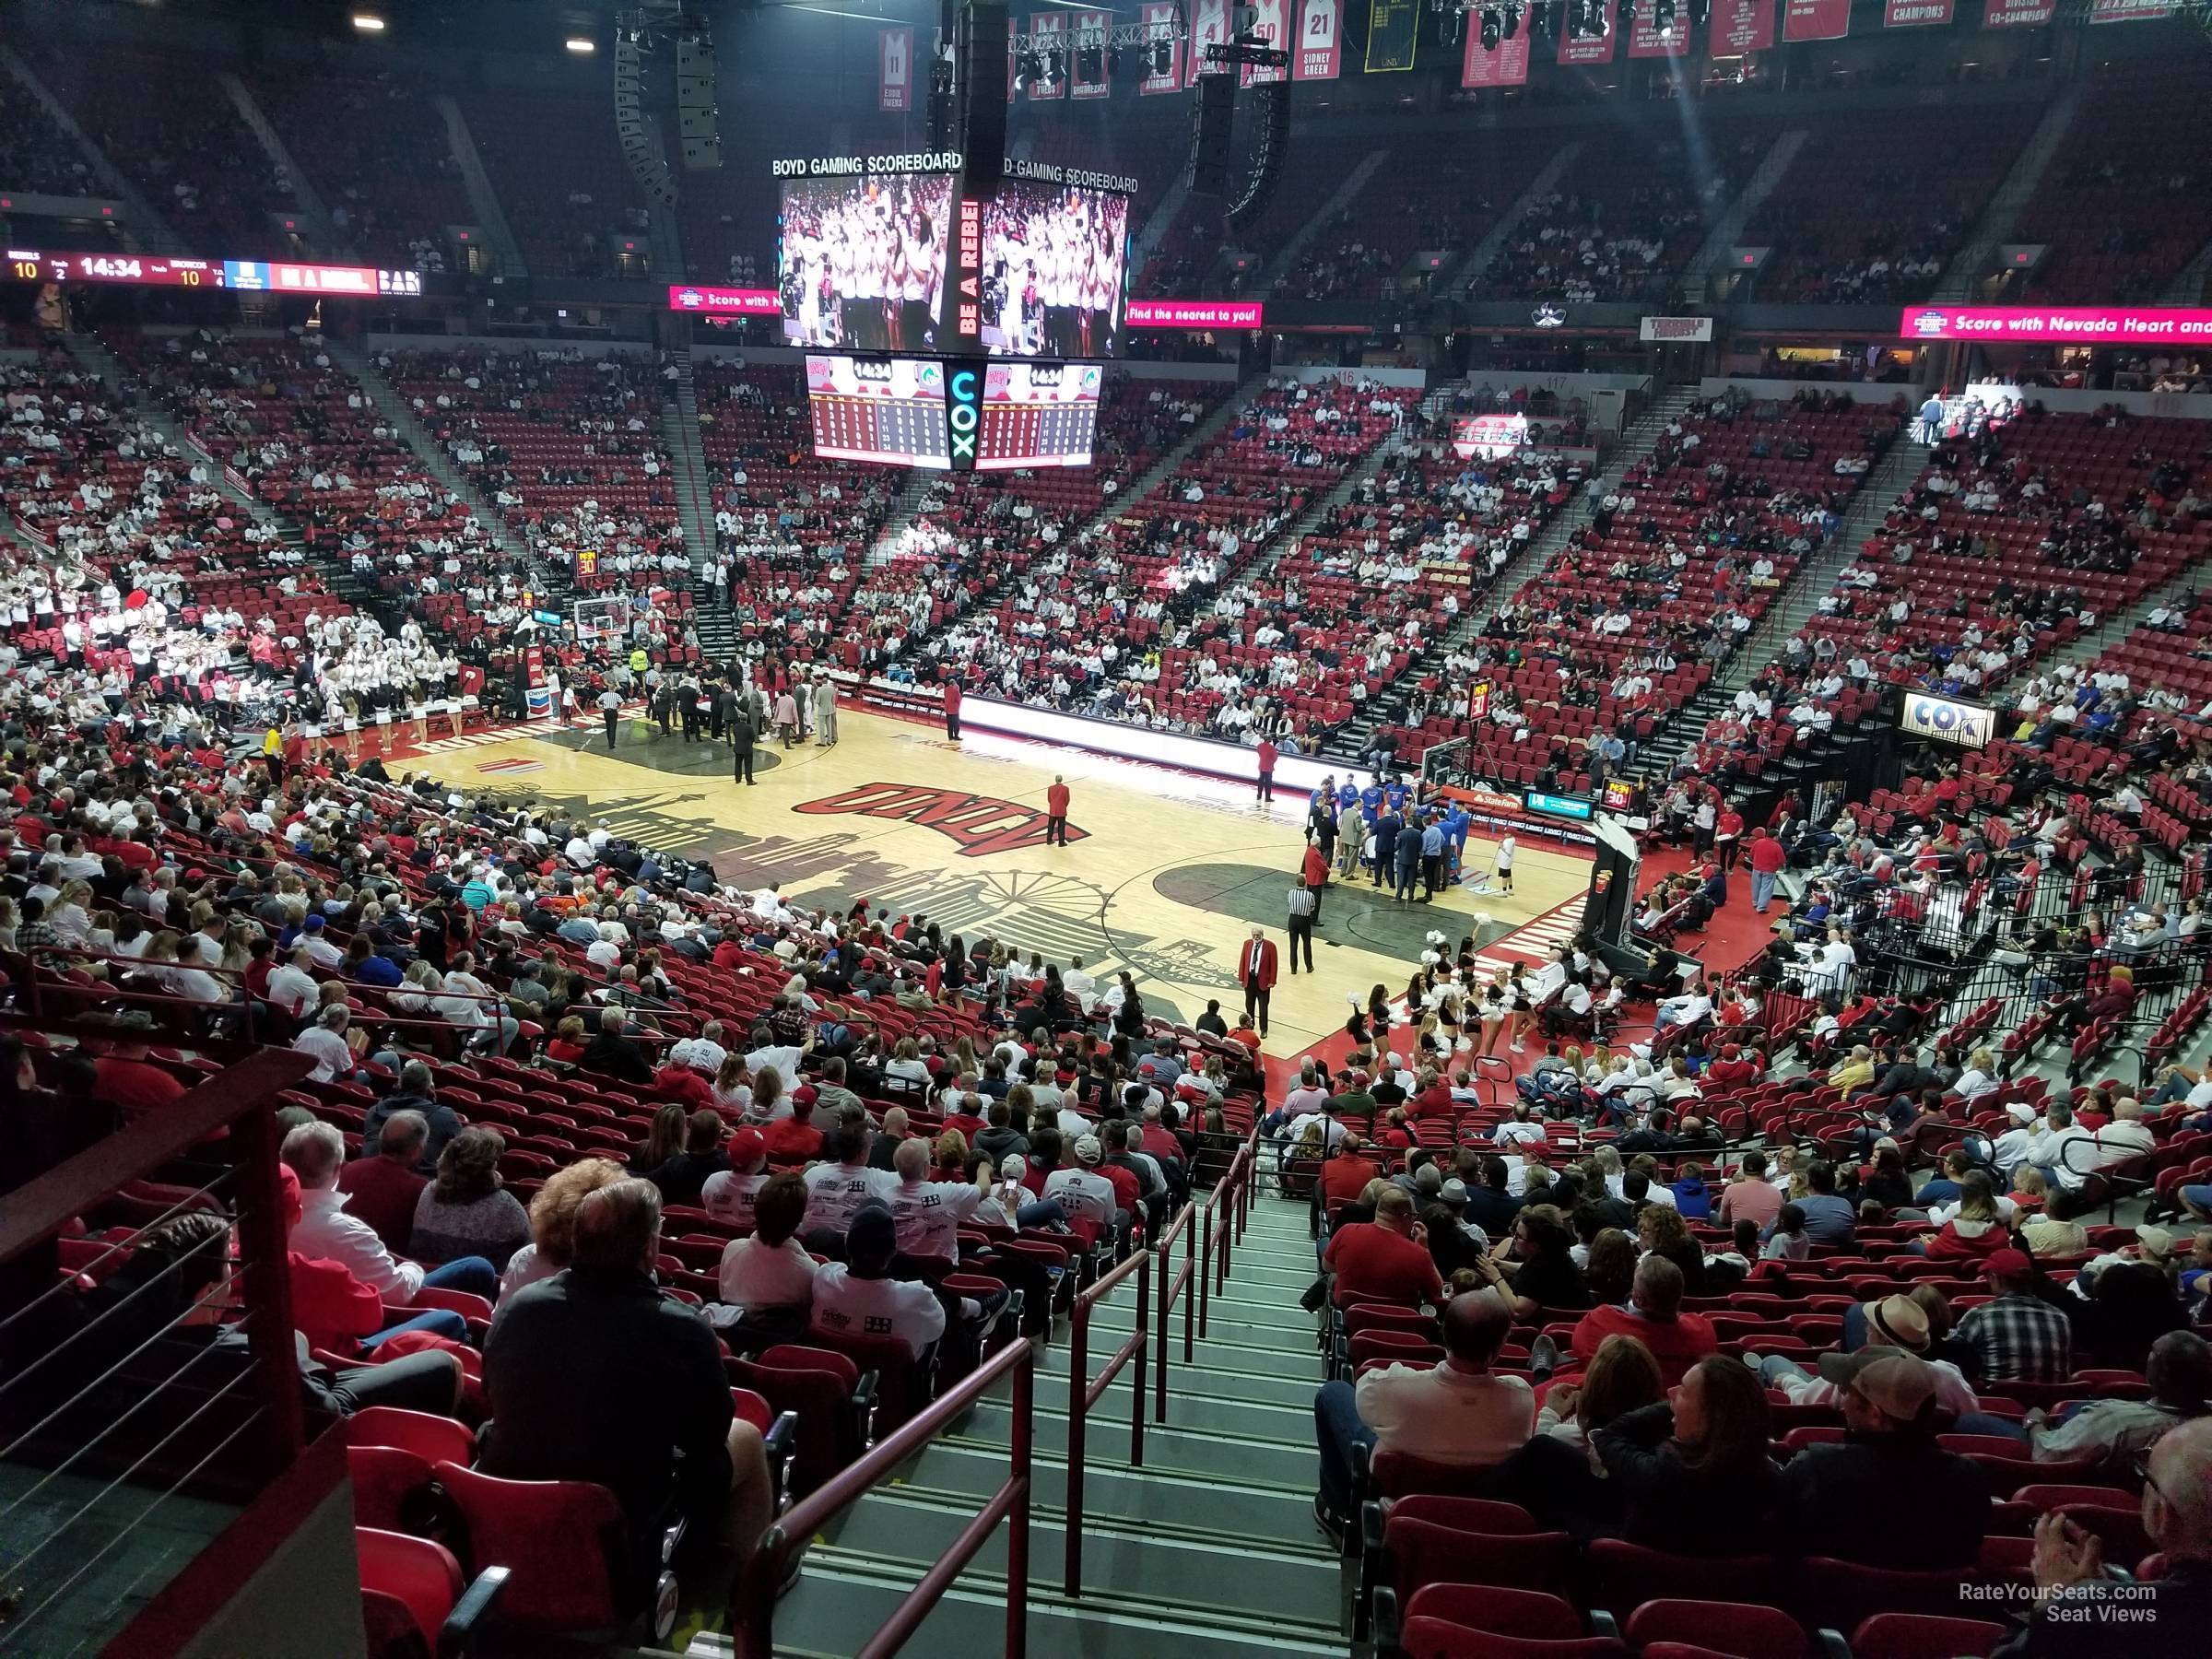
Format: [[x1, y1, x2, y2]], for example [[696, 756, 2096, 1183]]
[[940, 1407, 1313, 1488], [822, 1488, 1340, 1627], [762, 1556, 1345, 1659], [966, 1389, 1315, 1447], [1088, 1287, 1312, 1336], [904, 1441, 1314, 1538]]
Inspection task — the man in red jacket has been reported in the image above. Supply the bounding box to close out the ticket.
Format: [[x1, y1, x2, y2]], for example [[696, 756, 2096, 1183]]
[[1255, 737, 1277, 803], [942, 677, 962, 741], [1567, 1254, 1716, 1384], [1045, 775, 1071, 846], [1236, 925, 1278, 1037]]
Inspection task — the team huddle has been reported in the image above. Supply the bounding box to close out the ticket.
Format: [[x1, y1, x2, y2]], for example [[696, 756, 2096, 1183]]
[[979, 182, 1129, 360], [780, 174, 955, 352]]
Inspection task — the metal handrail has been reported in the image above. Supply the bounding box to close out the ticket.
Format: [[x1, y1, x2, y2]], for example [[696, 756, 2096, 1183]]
[[1152, 1199, 1196, 1423], [1197, 1128, 1260, 1344], [1064, 1244, 1149, 1599], [732, 1331, 1036, 1659]]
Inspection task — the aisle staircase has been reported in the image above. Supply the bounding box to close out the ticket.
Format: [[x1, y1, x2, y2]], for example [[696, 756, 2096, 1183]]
[[659, 344, 717, 572], [1329, 383, 1700, 762], [721, 1194, 1343, 1658], [1634, 434, 1928, 780]]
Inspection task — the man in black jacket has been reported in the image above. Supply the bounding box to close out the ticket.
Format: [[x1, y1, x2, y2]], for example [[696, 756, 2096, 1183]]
[[580, 1006, 657, 1085], [482, 1179, 771, 1596], [359, 1060, 463, 1173], [730, 699, 757, 785], [1774, 1350, 1990, 1569]]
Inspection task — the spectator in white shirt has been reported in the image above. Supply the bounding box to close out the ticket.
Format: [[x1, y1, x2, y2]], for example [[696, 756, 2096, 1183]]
[[264, 943, 321, 1021], [1044, 1134, 1122, 1232], [291, 1003, 361, 1083], [809, 1204, 947, 1359], [281, 1120, 499, 1300], [888, 1138, 985, 1265], [701, 1126, 771, 1228], [717, 1171, 820, 1323]]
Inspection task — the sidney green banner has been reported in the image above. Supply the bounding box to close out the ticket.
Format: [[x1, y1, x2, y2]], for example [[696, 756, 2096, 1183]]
[[1365, 0, 1420, 70]]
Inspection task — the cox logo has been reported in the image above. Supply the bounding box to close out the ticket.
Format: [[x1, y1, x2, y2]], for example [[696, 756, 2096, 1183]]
[[947, 364, 981, 469]]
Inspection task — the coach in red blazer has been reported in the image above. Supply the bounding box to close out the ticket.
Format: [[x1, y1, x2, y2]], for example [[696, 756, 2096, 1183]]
[[1237, 926, 1278, 1038]]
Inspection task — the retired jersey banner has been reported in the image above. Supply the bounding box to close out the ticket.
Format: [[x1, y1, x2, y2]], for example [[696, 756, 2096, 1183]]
[[1188, 0, 1230, 86], [1030, 11, 1066, 98], [1558, 9, 1618, 63], [1461, 26, 1533, 86], [1883, 0, 1953, 23], [1140, 1, 1183, 90], [1630, 0, 1690, 55], [1983, 0, 2055, 21], [1783, 0, 1853, 37], [1297, 0, 1344, 77], [1365, 0, 1420, 71], [878, 28, 913, 111], [1071, 10, 1112, 97], [1710, 0, 1777, 53], [1243, 0, 1289, 83], [2089, 0, 2174, 19]]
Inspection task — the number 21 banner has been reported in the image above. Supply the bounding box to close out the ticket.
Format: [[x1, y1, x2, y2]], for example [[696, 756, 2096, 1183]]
[[1297, 0, 1342, 78]]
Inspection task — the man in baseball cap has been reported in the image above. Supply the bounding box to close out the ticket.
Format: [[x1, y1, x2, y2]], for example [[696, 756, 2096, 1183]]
[[1955, 1247, 2075, 1383], [806, 1201, 945, 1359], [1775, 1347, 1991, 1569]]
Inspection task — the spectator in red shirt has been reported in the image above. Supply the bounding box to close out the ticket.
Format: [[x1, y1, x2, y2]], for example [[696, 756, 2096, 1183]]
[[1568, 1255, 1716, 1384], [1045, 776, 1071, 847], [1255, 737, 1277, 804], [942, 677, 962, 741], [1747, 829, 1789, 914], [1324, 1186, 1443, 1308], [1321, 1135, 1382, 1209], [90, 1043, 187, 1120], [1714, 806, 1745, 871], [1705, 1043, 1761, 1090], [337, 1111, 432, 1254], [763, 1098, 824, 1161]]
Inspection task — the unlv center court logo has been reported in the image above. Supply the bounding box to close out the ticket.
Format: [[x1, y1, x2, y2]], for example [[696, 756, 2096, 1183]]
[[794, 782, 1086, 857]]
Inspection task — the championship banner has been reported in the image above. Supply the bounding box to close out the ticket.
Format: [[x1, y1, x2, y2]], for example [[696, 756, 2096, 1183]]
[[1709, 0, 1777, 53], [878, 28, 912, 112], [2089, 0, 2174, 19], [1883, 0, 1952, 23], [1188, 0, 1230, 86], [1983, 0, 2055, 20], [1296, 0, 1344, 78], [1783, 0, 1853, 37], [1071, 10, 1112, 97], [1243, 0, 1288, 84], [1558, 10, 1618, 63], [1630, 0, 1690, 56], [1461, 26, 1532, 86], [1364, 0, 1420, 71], [1140, 1, 1183, 90], [1030, 11, 1066, 99]]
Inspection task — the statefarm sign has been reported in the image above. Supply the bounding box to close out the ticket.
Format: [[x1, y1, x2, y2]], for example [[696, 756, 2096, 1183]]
[[1125, 299, 1265, 330], [1900, 304, 2212, 346]]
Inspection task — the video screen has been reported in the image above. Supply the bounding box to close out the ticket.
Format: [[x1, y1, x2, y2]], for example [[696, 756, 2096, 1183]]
[[1452, 414, 1529, 462], [978, 181, 1130, 359], [779, 173, 956, 351], [979, 361, 1102, 471], [804, 354, 950, 470]]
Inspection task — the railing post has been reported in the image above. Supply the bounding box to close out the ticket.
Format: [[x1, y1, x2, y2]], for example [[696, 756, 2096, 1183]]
[[1182, 1221, 1196, 1367], [1197, 1195, 1214, 1340], [1130, 1254, 1148, 1470], [1064, 1298, 1088, 1598], [1006, 1347, 1031, 1659], [1152, 1222, 1171, 1426], [230, 1100, 304, 1473]]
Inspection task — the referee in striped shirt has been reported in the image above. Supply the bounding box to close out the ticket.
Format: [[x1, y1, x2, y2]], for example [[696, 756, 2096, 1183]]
[[1287, 877, 1317, 974]]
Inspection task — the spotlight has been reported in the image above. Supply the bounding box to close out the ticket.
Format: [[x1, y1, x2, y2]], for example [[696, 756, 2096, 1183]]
[[1151, 35, 1174, 75], [1503, 3, 1523, 37], [1654, 0, 1675, 29], [565, 36, 595, 53], [1691, 0, 1710, 19], [351, 12, 385, 30], [1481, 7, 1501, 49], [1617, 0, 1634, 22]]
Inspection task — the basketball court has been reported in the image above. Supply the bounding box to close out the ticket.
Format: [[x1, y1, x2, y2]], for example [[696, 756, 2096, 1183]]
[[424, 705, 1594, 1059]]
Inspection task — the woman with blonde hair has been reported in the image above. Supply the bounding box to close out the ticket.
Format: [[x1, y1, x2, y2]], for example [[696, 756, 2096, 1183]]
[[749, 1065, 785, 1123], [934, 1127, 969, 1178]]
